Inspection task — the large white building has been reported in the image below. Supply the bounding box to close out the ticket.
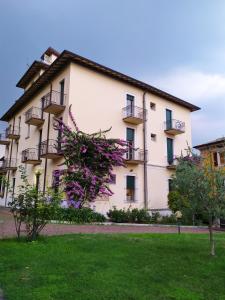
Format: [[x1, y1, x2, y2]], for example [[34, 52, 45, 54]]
[[0, 47, 200, 214]]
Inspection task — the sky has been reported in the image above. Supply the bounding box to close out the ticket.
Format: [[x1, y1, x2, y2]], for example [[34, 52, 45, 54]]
[[0, 0, 225, 157]]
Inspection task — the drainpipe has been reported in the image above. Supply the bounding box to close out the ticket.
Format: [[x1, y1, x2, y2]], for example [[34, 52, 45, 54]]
[[43, 85, 52, 193], [143, 91, 148, 210]]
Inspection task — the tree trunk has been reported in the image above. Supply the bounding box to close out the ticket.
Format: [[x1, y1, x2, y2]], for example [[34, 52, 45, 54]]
[[209, 217, 215, 256]]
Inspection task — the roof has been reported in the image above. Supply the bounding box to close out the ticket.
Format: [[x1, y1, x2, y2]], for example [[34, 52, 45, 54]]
[[16, 60, 49, 88], [194, 137, 225, 150], [1, 49, 200, 121]]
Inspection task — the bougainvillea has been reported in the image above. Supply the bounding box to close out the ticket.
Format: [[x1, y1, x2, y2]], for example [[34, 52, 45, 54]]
[[53, 105, 129, 208]]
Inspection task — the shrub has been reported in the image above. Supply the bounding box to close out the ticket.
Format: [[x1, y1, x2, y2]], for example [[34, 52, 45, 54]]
[[107, 207, 151, 224], [45, 207, 106, 223]]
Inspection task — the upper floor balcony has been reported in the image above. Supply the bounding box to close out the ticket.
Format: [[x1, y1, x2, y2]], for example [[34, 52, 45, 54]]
[[164, 119, 185, 135], [22, 148, 42, 165], [40, 139, 62, 159], [0, 132, 10, 145], [166, 156, 179, 170], [0, 159, 17, 171], [0, 160, 7, 174], [42, 90, 66, 115], [125, 149, 147, 165], [25, 107, 44, 126], [122, 105, 145, 125], [5, 126, 20, 140]]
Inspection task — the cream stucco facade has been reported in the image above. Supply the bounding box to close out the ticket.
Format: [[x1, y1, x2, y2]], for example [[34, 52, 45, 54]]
[[0, 48, 199, 215]]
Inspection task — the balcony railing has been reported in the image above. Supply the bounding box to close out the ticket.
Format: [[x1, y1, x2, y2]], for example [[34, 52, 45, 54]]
[[5, 126, 20, 139], [167, 156, 178, 170], [122, 105, 145, 125], [42, 90, 66, 115], [0, 132, 10, 145], [0, 159, 17, 171], [22, 148, 42, 165], [40, 139, 62, 159], [125, 149, 147, 164], [25, 107, 44, 126], [164, 119, 185, 135]]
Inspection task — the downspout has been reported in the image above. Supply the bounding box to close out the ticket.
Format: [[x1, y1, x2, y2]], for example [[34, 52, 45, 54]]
[[143, 91, 148, 210], [43, 85, 52, 193]]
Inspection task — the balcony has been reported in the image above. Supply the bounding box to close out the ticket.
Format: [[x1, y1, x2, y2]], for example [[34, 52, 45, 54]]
[[5, 126, 20, 140], [25, 107, 44, 126], [122, 105, 145, 125], [164, 119, 185, 135], [22, 148, 42, 165], [42, 90, 66, 115], [40, 139, 62, 159], [0, 132, 10, 145], [0, 161, 7, 174], [167, 157, 178, 170], [125, 149, 147, 165], [2, 159, 17, 171]]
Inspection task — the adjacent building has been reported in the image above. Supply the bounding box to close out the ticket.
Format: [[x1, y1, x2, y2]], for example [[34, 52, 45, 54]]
[[194, 137, 225, 170], [0, 47, 200, 214]]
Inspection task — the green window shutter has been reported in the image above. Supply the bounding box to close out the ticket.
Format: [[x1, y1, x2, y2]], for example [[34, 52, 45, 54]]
[[127, 176, 135, 189], [167, 138, 174, 164], [166, 109, 172, 129], [126, 128, 134, 141]]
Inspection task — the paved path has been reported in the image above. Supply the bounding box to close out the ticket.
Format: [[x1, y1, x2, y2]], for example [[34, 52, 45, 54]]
[[0, 208, 210, 238]]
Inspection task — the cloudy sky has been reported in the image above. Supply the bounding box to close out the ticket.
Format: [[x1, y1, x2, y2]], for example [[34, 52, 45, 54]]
[[0, 0, 224, 157]]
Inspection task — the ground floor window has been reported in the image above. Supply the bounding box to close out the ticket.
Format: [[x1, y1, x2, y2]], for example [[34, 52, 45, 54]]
[[126, 175, 135, 202], [168, 178, 173, 192]]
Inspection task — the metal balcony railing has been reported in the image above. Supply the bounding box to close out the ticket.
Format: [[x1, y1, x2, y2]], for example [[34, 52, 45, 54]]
[[1, 159, 17, 170], [126, 149, 147, 163], [5, 126, 20, 139], [22, 148, 41, 163], [164, 119, 185, 134], [122, 105, 145, 124], [0, 132, 10, 145], [42, 90, 66, 114], [40, 139, 62, 158], [25, 107, 44, 125]]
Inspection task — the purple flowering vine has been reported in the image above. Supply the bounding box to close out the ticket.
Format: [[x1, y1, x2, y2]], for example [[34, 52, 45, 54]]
[[53, 105, 130, 208]]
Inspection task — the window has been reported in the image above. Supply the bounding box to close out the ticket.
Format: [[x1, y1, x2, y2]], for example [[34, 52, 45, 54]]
[[167, 138, 174, 164], [219, 151, 225, 166], [168, 179, 173, 192], [60, 79, 65, 105], [26, 124, 30, 139], [126, 94, 134, 115], [151, 133, 157, 141], [166, 109, 172, 130], [126, 175, 135, 201], [150, 102, 156, 110], [213, 152, 218, 167], [126, 128, 135, 159], [12, 178, 16, 200]]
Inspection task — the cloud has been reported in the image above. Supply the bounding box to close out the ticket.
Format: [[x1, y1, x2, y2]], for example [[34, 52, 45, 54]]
[[142, 67, 225, 144]]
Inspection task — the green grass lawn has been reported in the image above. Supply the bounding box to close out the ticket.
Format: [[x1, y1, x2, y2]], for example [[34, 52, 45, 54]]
[[1, 234, 225, 300]]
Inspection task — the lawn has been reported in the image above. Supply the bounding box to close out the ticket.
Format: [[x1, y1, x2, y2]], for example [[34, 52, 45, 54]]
[[0, 234, 225, 300]]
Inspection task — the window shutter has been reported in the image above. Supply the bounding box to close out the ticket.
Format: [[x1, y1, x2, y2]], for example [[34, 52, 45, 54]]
[[126, 128, 134, 141], [127, 176, 135, 189]]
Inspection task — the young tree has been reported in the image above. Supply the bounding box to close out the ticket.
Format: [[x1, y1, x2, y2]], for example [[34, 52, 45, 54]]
[[9, 166, 60, 241], [171, 155, 225, 256], [53, 105, 129, 208]]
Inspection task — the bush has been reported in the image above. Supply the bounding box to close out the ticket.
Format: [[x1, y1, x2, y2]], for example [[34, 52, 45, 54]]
[[107, 207, 151, 224], [45, 207, 106, 224]]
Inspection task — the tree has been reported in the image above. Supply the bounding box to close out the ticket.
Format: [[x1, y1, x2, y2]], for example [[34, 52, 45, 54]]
[[171, 155, 225, 256], [9, 166, 60, 241], [53, 105, 129, 208]]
